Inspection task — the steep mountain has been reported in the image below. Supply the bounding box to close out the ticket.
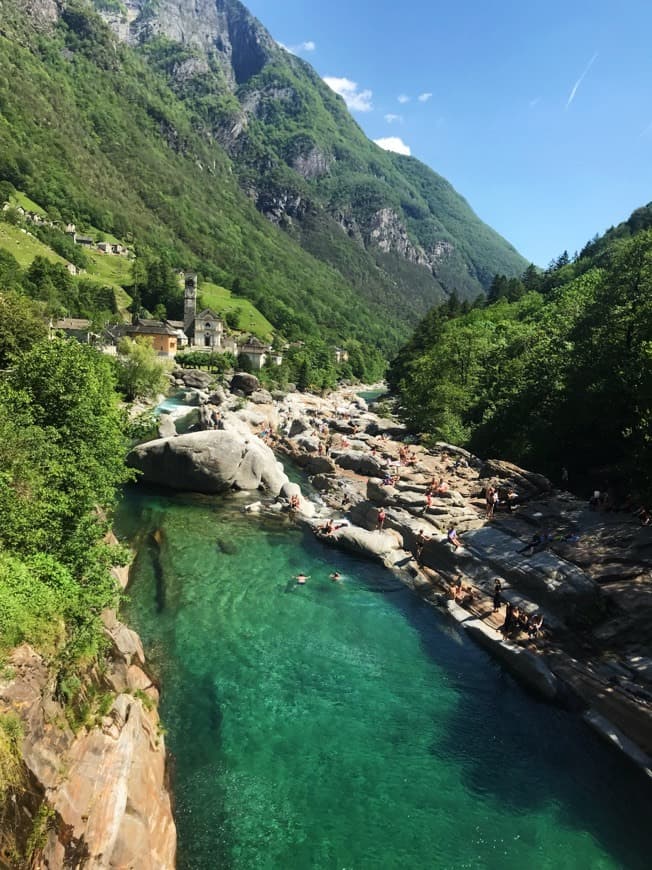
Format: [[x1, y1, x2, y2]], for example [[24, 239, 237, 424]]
[[0, 0, 526, 355]]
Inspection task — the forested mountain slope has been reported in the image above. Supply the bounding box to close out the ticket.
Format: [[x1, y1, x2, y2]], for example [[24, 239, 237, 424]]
[[0, 0, 525, 358], [389, 208, 652, 496]]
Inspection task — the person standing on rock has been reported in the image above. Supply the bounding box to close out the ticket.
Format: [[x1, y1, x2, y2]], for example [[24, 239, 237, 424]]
[[377, 507, 387, 531], [415, 529, 430, 563], [493, 579, 502, 611]]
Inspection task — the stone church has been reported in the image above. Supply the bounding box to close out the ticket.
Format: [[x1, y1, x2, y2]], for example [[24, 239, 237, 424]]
[[181, 273, 231, 350]]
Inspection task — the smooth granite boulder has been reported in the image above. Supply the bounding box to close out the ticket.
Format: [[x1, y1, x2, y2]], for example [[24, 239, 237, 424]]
[[128, 430, 287, 495], [332, 450, 386, 478], [250, 389, 274, 404], [326, 524, 403, 559], [230, 372, 260, 395], [175, 368, 213, 389]]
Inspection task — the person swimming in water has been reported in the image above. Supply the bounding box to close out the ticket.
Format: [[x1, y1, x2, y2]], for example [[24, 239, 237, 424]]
[[329, 571, 341, 581], [294, 573, 310, 585]]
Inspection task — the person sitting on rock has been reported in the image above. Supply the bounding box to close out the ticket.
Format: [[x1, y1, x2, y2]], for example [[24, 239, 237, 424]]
[[527, 613, 544, 638], [451, 576, 463, 600], [447, 524, 461, 550], [435, 478, 449, 495], [289, 494, 300, 512], [320, 519, 335, 536]]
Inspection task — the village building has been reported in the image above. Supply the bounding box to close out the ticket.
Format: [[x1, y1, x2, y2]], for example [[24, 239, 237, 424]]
[[334, 347, 349, 364], [50, 317, 93, 343], [237, 336, 282, 370], [164, 319, 189, 348], [126, 318, 178, 357], [96, 241, 112, 254]]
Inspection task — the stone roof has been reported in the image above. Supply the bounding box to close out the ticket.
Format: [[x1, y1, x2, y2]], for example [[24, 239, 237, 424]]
[[165, 319, 185, 330], [53, 318, 92, 330], [239, 335, 268, 350], [127, 319, 177, 336]]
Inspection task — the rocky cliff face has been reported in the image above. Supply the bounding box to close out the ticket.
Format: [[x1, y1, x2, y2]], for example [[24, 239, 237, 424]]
[[119, 0, 277, 86], [0, 616, 176, 868], [93, 0, 527, 304]]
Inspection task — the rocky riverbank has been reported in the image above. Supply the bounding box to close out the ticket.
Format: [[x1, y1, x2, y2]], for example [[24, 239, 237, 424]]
[[0, 540, 176, 869], [141, 370, 652, 780]]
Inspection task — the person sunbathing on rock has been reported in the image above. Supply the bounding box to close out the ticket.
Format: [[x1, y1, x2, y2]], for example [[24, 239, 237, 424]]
[[447, 525, 462, 550], [517, 531, 550, 555]]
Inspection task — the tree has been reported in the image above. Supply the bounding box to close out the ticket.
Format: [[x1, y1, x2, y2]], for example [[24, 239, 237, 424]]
[[114, 336, 171, 401], [225, 308, 241, 330], [0, 290, 47, 368]]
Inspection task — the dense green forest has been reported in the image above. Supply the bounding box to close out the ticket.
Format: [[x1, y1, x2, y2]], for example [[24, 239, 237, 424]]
[[389, 206, 652, 497]]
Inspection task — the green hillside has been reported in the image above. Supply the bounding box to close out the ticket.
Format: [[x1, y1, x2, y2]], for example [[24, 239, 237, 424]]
[[0, 0, 526, 364], [199, 282, 273, 339], [0, 222, 67, 269]]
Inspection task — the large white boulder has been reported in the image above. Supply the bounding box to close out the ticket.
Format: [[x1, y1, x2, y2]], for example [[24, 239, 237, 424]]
[[128, 429, 288, 495]]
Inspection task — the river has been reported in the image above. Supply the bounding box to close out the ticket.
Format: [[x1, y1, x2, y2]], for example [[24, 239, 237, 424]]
[[116, 485, 652, 870]]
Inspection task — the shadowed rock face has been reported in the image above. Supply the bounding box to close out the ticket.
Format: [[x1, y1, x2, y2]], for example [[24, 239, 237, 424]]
[[128, 429, 288, 495]]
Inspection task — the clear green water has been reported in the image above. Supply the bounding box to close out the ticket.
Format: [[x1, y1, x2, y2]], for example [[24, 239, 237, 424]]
[[357, 388, 387, 403], [116, 487, 652, 870]]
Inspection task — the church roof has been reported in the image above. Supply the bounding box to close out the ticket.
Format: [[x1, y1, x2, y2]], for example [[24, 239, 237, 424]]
[[195, 308, 223, 321]]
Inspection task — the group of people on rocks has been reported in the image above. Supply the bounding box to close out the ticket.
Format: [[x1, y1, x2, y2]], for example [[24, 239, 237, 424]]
[[599, 491, 652, 526], [484, 482, 520, 518], [493, 580, 544, 639]]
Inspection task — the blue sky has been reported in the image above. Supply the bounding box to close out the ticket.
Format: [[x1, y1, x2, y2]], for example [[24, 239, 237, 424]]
[[245, 0, 652, 266]]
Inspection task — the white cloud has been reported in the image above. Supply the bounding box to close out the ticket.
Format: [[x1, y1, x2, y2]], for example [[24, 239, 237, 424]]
[[384, 113, 402, 124], [529, 96, 541, 109], [374, 136, 411, 156], [565, 52, 598, 109], [397, 94, 410, 104], [324, 76, 373, 112], [280, 39, 316, 54], [418, 92, 433, 102]]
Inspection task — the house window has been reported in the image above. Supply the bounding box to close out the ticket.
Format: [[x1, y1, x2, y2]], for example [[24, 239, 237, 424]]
[[205, 322, 211, 330]]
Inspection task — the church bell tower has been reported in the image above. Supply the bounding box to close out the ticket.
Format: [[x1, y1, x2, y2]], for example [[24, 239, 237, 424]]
[[183, 272, 197, 333]]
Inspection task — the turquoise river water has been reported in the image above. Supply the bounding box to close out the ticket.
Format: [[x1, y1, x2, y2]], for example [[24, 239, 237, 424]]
[[116, 485, 652, 870]]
